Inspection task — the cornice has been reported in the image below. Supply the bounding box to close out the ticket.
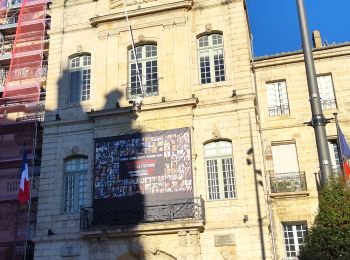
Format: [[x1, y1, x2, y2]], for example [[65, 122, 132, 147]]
[[87, 97, 198, 118], [90, 0, 193, 27]]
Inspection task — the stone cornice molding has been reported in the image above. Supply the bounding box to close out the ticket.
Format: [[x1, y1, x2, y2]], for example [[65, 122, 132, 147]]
[[90, 0, 193, 27], [87, 97, 198, 118]]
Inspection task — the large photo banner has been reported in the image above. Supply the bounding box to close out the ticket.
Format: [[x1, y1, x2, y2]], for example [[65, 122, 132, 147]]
[[94, 128, 193, 208]]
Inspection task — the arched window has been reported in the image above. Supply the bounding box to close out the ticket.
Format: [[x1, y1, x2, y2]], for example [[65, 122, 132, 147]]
[[63, 157, 88, 213], [197, 33, 226, 84], [204, 140, 236, 200], [128, 44, 158, 98], [69, 54, 91, 102]]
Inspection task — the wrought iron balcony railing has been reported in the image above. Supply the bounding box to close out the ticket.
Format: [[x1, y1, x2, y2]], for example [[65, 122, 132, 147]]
[[268, 104, 290, 117], [320, 98, 337, 110], [270, 171, 307, 193], [80, 197, 205, 231], [126, 83, 158, 100]]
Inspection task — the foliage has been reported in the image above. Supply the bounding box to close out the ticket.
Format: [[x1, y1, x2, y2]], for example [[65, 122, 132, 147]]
[[299, 178, 350, 260]]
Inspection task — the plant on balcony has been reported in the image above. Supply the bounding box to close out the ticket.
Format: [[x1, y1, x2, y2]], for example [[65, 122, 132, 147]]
[[298, 177, 350, 259]]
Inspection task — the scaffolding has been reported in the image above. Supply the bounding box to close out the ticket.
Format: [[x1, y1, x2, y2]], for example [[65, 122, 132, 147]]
[[0, 0, 49, 258]]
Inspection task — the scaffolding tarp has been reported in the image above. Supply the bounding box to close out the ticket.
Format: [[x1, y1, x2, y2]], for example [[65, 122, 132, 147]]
[[1, 0, 47, 105]]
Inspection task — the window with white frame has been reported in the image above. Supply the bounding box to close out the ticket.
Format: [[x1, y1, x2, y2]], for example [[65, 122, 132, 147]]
[[204, 140, 236, 200], [328, 140, 341, 174], [198, 33, 226, 84], [283, 223, 307, 259], [69, 55, 91, 103], [128, 44, 158, 98], [63, 157, 88, 213], [317, 75, 337, 110], [266, 81, 290, 117]]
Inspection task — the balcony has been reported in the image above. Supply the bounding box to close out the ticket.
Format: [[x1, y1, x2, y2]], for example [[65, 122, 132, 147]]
[[126, 83, 158, 100], [270, 171, 307, 194], [80, 197, 205, 233], [321, 98, 337, 111], [268, 104, 290, 117]]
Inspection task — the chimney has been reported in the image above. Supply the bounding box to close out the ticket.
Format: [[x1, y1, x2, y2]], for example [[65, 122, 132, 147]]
[[312, 30, 322, 48]]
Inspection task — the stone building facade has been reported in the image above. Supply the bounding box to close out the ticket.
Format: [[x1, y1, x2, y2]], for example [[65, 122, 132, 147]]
[[35, 0, 270, 259], [254, 42, 350, 259], [34, 0, 350, 259]]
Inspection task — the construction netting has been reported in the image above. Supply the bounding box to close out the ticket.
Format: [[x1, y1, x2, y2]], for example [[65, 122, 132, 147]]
[[0, 0, 47, 106]]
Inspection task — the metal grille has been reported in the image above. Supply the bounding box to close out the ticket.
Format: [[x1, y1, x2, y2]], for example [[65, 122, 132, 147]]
[[80, 197, 205, 230], [270, 172, 307, 193]]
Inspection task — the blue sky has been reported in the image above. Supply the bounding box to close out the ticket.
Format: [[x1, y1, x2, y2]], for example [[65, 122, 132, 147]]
[[246, 0, 350, 57]]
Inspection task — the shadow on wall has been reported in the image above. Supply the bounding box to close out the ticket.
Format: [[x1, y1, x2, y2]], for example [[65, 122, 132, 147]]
[[51, 68, 146, 259]]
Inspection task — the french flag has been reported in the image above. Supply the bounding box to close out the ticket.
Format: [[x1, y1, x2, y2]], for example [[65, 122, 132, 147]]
[[18, 149, 30, 204], [338, 126, 350, 178]]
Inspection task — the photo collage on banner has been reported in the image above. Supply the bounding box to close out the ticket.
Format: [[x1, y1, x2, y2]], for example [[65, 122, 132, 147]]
[[94, 128, 193, 201]]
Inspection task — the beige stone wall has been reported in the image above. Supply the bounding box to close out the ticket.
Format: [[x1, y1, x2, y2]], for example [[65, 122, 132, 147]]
[[254, 45, 350, 259], [35, 0, 271, 259]]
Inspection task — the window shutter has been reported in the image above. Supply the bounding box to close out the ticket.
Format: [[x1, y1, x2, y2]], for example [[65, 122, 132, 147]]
[[271, 143, 299, 173]]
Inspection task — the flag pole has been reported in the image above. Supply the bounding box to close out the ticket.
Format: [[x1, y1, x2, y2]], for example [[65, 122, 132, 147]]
[[334, 113, 343, 172], [23, 118, 39, 260]]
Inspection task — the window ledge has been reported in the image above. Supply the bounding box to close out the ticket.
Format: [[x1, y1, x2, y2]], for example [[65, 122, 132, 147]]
[[270, 191, 310, 199], [193, 81, 229, 90]]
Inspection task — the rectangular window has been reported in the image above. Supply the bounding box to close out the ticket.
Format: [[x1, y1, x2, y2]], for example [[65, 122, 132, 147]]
[[63, 158, 88, 213], [266, 81, 290, 117], [205, 141, 236, 200], [283, 223, 307, 259], [317, 75, 336, 110], [198, 34, 226, 84], [328, 140, 341, 174], [270, 143, 306, 193], [206, 159, 220, 200]]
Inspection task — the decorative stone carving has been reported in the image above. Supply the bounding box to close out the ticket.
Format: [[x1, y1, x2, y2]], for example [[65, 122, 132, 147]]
[[212, 124, 221, 139], [76, 44, 83, 53], [178, 231, 188, 247], [138, 34, 145, 42], [110, 0, 157, 9], [205, 23, 212, 32], [71, 146, 79, 155]]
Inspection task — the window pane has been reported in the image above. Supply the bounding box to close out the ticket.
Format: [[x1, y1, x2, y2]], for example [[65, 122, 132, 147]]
[[64, 158, 88, 213], [199, 36, 209, 47], [64, 175, 75, 212], [200, 51, 211, 84], [206, 159, 220, 200], [214, 49, 225, 82], [69, 55, 91, 102], [219, 141, 232, 155], [129, 45, 158, 98], [145, 60, 158, 94], [204, 142, 217, 157], [317, 75, 336, 110], [266, 81, 290, 117], [222, 158, 236, 198], [212, 34, 223, 45], [283, 223, 307, 259], [70, 71, 82, 103]]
